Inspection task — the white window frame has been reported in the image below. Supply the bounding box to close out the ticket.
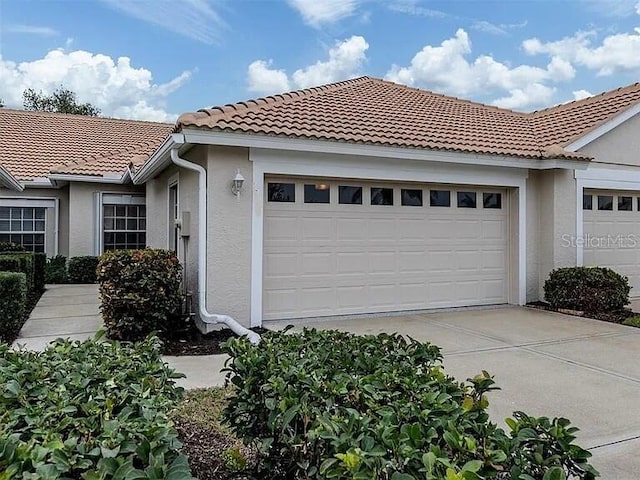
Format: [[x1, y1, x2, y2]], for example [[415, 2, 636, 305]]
[[167, 174, 180, 253], [0, 197, 58, 255], [95, 192, 146, 254]]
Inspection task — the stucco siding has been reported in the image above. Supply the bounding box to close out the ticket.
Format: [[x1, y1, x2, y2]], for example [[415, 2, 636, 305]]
[[579, 113, 640, 167], [68, 182, 145, 257], [525, 171, 540, 302], [206, 145, 252, 327], [0, 186, 70, 257]]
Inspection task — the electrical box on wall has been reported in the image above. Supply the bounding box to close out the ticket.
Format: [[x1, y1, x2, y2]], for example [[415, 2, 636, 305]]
[[180, 212, 191, 238]]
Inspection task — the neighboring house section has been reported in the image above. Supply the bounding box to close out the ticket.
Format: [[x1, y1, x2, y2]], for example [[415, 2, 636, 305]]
[[0, 109, 173, 257], [134, 77, 640, 328]]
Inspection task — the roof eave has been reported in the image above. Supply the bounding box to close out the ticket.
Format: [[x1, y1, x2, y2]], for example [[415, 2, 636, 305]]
[[181, 129, 590, 170], [0, 165, 24, 191], [133, 133, 185, 184], [48, 173, 128, 185]]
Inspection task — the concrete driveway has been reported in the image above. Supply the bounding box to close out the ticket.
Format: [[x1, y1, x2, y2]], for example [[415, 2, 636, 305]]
[[268, 306, 640, 479]]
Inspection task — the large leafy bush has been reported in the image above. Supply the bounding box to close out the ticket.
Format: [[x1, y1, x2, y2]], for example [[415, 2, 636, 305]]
[[0, 272, 27, 343], [97, 249, 183, 341], [0, 334, 193, 479], [45, 255, 68, 284], [222, 329, 598, 480], [68, 255, 99, 283], [544, 266, 630, 313]]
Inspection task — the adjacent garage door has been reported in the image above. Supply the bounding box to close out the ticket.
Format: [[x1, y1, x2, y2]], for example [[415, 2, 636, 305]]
[[583, 190, 640, 293], [263, 178, 510, 320]]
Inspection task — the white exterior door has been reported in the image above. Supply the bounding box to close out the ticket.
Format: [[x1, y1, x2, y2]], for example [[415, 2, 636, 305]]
[[263, 178, 509, 320], [583, 190, 640, 294]]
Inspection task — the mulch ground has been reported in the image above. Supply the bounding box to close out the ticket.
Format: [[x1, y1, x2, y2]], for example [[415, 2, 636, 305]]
[[526, 301, 635, 324], [161, 324, 269, 356]]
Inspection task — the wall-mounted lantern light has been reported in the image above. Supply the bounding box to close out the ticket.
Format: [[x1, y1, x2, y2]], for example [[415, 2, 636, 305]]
[[231, 169, 245, 197]]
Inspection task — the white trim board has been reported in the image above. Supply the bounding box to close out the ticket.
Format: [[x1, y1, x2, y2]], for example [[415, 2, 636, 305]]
[[249, 148, 528, 327], [567, 103, 640, 152]]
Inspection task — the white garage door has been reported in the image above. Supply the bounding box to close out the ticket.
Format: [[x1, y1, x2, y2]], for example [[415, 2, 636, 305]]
[[583, 190, 640, 294], [263, 178, 510, 321]]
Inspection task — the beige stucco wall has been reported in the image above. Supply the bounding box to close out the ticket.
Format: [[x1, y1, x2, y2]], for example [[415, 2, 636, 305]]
[[145, 145, 207, 317], [206, 145, 252, 327], [529, 169, 577, 300], [0, 186, 70, 257], [579, 113, 640, 167], [68, 182, 145, 257]]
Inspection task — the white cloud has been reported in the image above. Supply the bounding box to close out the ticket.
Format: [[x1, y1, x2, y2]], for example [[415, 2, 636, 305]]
[[384, 29, 573, 110], [573, 89, 594, 100], [387, 0, 449, 18], [585, 0, 639, 17], [248, 60, 290, 93], [0, 49, 191, 122], [101, 0, 226, 44], [523, 28, 640, 76], [3, 25, 59, 36], [286, 0, 360, 27], [247, 36, 369, 95], [636, 0, 640, 14]]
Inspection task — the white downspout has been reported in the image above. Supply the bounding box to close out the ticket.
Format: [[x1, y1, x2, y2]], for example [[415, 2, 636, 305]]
[[169, 143, 260, 345]]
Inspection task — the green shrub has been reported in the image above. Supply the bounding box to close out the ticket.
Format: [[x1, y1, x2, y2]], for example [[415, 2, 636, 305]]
[[67, 255, 99, 283], [0, 253, 34, 301], [222, 329, 598, 480], [0, 334, 193, 479], [45, 255, 68, 284], [622, 315, 640, 327], [0, 272, 26, 343], [33, 252, 46, 292], [544, 266, 630, 313], [0, 242, 25, 252], [97, 249, 183, 341]]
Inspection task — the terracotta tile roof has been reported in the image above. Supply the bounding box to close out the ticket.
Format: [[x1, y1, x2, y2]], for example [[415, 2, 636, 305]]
[[532, 82, 640, 148], [0, 109, 173, 181], [177, 77, 640, 161]]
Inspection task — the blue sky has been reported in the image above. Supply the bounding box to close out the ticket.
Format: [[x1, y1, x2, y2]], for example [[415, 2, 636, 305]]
[[1, 0, 639, 122]]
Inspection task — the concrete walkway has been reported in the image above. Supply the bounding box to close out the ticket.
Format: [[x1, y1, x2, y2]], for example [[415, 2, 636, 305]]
[[11, 283, 228, 390], [12, 284, 103, 351]]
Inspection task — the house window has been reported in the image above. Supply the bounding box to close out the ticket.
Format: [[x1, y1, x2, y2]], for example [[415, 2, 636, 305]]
[[371, 188, 394, 205], [268, 183, 295, 202], [0, 207, 46, 252], [169, 183, 179, 252], [304, 184, 330, 203], [401, 189, 423, 206], [339, 186, 362, 205], [457, 191, 477, 208], [430, 190, 450, 207], [583, 194, 593, 210], [618, 196, 632, 211], [483, 193, 502, 209], [597, 195, 613, 211], [103, 203, 146, 251]]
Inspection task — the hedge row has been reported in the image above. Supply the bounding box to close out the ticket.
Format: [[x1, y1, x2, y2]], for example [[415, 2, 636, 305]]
[[0, 272, 27, 343], [222, 329, 599, 479], [45, 255, 100, 284], [0, 334, 193, 479]]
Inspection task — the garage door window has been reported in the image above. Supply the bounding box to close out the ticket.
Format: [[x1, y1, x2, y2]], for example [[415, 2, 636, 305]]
[[268, 183, 295, 202], [583, 194, 593, 210], [0, 207, 46, 252], [339, 186, 362, 205], [304, 184, 330, 203], [618, 196, 632, 211], [401, 189, 423, 206], [457, 191, 477, 208], [371, 188, 393, 205], [598, 195, 613, 211], [483, 193, 502, 209], [430, 190, 450, 207]]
